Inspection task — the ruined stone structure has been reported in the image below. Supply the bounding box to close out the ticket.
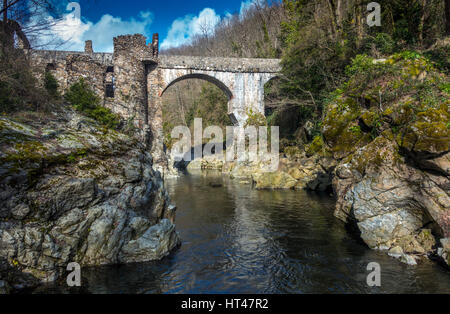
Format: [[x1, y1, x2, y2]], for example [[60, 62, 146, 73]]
[[1, 19, 31, 49], [28, 34, 281, 170]]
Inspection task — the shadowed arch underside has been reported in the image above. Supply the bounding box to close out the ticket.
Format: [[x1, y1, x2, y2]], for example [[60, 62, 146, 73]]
[[160, 73, 233, 100]]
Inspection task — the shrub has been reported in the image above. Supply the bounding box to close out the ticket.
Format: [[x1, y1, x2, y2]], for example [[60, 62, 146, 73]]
[[345, 54, 375, 76], [394, 50, 422, 61], [245, 108, 267, 127], [89, 106, 120, 129], [374, 33, 396, 55], [65, 78, 100, 112], [44, 72, 59, 98], [65, 79, 120, 129]]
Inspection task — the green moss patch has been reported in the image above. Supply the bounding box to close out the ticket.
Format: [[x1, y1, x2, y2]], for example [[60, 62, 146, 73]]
[[320, 51, 448, 166], [305, 135, 324, 156], [399, 105, 450, 154]]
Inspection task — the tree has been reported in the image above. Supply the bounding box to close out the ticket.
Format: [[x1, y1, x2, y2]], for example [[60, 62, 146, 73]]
[[1, 0, 66, 49], [162, 0, 287, 58], [0, 0, 65, 113]]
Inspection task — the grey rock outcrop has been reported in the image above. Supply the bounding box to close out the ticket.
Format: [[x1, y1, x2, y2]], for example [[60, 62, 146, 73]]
[[318, 53, 449, 265], [330, 127, 448, 264], [0, 110, 180, 287]]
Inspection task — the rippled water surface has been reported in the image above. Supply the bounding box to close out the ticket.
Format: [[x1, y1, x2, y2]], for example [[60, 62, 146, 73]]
[[42, 170, 450, 293]]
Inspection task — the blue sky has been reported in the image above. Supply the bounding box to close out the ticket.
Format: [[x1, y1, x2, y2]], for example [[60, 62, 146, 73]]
[[36, 0, 258, 52]]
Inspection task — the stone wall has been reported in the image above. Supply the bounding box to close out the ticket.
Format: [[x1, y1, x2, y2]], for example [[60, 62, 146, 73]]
[[146, 63, 166, 173], [112, 34, 155, 128], [28, 49, 113, 103]]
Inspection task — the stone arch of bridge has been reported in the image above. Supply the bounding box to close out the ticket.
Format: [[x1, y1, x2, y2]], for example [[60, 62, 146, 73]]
[[262, 75, 282, 116], [160, 73, 233, 100]]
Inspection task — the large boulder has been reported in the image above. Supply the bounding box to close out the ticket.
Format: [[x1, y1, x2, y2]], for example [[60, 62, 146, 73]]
[[321, 53, 449, 264], [185, 155, 224, 171], [0, 110, 180, 285], [252, 171, 297, 189], [222, 155, 334, 191]]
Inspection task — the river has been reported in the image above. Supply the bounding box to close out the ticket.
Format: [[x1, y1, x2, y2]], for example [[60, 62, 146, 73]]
[[39, 170, 450, 293]]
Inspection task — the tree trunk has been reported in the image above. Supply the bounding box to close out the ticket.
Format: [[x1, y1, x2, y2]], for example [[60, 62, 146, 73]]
[[445, 0, 450, 35], [3, 0, 7, 31], [336, 0, 343, 34], [355, 0, 364, 49], [326, 0, 338, 37], [418, 0, 428, 46]]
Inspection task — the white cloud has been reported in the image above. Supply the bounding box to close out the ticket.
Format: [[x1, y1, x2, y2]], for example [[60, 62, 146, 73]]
[[31, 1, 260, 52], [160, 1, 261, 50], [31, 9, 154, 52], [239, 0, 258, 17], [160, 8, 221, 50]]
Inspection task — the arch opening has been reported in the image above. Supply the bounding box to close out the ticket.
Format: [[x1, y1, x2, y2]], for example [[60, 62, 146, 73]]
[[46, 63, 56, 72], [263, 75, 282, 117], [160, 76, 232, 153], [160, 73, 233, 100], [263, 75, 313, 145]]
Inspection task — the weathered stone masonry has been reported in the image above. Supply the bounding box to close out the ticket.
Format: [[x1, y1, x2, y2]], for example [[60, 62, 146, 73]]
[[27, 34, 281, 171]]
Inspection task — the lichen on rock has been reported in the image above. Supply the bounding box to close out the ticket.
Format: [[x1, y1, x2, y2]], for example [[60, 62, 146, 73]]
[[0, 108, 180, 289], [320, 51, 450, 265]]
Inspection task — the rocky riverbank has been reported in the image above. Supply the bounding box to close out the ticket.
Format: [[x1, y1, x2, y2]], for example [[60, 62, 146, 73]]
[[183, 151, 334, 191], [177, 51, 450, 268], [0, 108, 180, 292], [182, 144, 449, 267], [317, 52, 449, 266]]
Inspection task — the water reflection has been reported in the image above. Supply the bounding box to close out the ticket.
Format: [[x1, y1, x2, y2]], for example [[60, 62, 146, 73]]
[[38, 170, 450, 293]]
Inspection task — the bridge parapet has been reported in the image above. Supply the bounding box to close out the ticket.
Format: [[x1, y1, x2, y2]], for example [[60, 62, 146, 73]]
[[158, 55, 281, 73]]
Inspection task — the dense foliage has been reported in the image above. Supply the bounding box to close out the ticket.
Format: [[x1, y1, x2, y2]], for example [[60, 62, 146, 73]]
[[65, 79, 120, 129], [279, 0, 449, 122]]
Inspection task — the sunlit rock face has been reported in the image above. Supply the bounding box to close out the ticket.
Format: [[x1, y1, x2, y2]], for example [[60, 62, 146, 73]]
[[0, 110, 180, 286], [318, 54, 450, 266]]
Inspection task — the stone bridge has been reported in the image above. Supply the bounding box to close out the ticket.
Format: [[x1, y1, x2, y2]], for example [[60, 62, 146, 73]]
[[158, 55, 280, 125], [28, 34, 281, 170]]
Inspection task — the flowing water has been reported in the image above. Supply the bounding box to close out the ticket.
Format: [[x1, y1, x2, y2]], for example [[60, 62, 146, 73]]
[[40, 170, 450, 294]]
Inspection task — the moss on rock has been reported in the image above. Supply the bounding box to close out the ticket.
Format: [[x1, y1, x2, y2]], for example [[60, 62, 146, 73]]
[[347, 135, 402, 175], [399, 105, 449, 154], [305, 135, 324, 156], [320, 51, 448, 164]]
